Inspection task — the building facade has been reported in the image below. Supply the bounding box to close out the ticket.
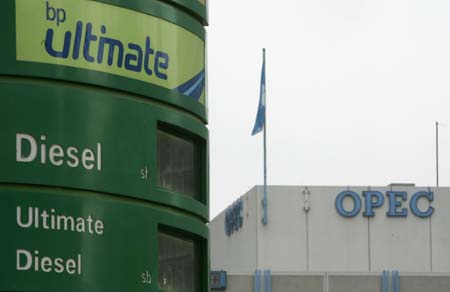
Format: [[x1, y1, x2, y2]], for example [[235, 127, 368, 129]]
[[210, 185, 450, 292]]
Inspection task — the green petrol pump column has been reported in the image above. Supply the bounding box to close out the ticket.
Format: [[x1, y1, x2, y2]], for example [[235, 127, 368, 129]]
[[0, 1, 209, 292]]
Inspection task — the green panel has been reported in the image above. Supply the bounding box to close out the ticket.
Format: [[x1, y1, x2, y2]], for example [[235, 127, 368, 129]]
[[0, 0, 207, 122], [158, 0, 208, 25], [0, 185, 208, 292], [94, 0, 207, 33], [0, 79, 209, 221], [95, 0, 208, 26]]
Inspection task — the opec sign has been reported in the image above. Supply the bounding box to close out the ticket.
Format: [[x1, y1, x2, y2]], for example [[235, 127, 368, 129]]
[[335, 190, 434, 218]]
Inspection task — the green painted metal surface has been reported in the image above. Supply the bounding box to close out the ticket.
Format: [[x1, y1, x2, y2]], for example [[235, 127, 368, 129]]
[[96, 0, 209, 26], [0, 185, 208, 292], [0, 79, 209, 221]]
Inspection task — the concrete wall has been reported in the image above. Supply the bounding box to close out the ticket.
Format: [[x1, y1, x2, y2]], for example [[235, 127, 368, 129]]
[[308, 186, 370, 272], [432, 191, 450, 271], [210, 187, 258, 273], [256, 186, 308, 272], [271, 275, 323, 292], [221, 274, 450, 292], [369, 186, 432, 272], [399, 275, 450, 292], [221, 275, 253, 292], [210, 185, 450, 274], [328, 275, 381, 292]]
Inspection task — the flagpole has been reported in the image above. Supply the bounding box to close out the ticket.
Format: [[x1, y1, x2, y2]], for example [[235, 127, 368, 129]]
[[262, 48, 268, 225], [436, 121, 439, 187], [252, 48, 268, 225]]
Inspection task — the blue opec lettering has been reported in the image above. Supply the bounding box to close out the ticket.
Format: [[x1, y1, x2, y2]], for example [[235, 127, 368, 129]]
[[44, 1, 169, 80], [335, 190, 435, 218], [225, 199, 243, 236]]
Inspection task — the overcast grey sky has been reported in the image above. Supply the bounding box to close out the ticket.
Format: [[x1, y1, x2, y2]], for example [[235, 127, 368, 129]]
[[207, 0, 450, 218]]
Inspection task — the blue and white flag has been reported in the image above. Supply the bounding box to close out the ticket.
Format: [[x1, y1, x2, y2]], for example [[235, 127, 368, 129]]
[[251, 51, 266, 136]]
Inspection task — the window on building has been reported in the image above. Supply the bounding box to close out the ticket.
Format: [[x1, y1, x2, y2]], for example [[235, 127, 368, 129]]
[[158, 231, 200, 292], [157, 125, 202, 200]]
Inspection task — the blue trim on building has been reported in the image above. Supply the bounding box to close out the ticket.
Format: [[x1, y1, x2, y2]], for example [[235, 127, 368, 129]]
[[254, 269, 261, 292], [382, 270, 389, 292]]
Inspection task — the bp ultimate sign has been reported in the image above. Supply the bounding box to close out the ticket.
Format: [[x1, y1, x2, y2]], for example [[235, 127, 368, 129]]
[[0, 1, 210, 292], [16, 0, 205, 99], [0, 0, 208, 120]]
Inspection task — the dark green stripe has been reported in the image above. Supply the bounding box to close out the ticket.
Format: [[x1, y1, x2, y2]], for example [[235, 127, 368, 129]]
[[94, 0, 206, 39], [158, 0, 208, 25]]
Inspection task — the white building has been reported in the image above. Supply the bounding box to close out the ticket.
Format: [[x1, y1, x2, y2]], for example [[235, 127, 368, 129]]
[[210, 185, 450, 292]]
